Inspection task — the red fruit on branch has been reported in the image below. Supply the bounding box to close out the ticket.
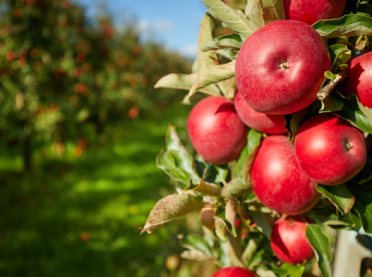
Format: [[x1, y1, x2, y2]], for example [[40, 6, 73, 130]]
[[235, 20, 331, 115], [251, 136, 320, 215], [340, 51, 372, 108], [187, 96, 248, 165], [283, 0, 346, 25], [234, 91, 287, 134], [212, 266, 257, 277], [295, 114, 367, 186], [271, 216, 314, 264]]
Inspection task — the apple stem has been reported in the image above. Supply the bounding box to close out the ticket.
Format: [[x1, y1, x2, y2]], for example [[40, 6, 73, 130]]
[[317, 70, 347, 101], [280, 62, 289, 70]]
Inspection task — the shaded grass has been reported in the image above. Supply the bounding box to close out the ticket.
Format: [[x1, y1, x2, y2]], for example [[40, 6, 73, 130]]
[[0, 105, 194, 277]]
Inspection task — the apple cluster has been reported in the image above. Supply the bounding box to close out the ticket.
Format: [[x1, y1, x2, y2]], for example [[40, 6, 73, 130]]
[[186, 0, 372, 272]]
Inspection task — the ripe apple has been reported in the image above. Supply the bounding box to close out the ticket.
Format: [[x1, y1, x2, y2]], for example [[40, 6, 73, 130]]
[[187, 96, 248, 165], [251, 135, 320, 215], [295, 114, 367, 186], [283, 0, 346, 26], [234, 91, 287, 134], [271, 216, 314, 264], [339, 51, 372, 108], [235, 20, 331, 115], [212, 267, 257, 277]]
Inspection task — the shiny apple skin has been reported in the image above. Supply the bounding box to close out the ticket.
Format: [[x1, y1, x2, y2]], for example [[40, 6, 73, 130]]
[[235, 20, 331, 115], [251, 136, 321, 215], [212, 267, 257, 277], [271, 216, 314, 264], [187, 96, 248, 165], [283, 0, 346, 25], [295, 114, 367, 186], [340, 51, 372, 108], [234, 91, 287, 134]]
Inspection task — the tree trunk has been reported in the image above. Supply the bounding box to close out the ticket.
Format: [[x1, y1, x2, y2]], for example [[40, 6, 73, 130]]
[[22, 137, 31, 172]]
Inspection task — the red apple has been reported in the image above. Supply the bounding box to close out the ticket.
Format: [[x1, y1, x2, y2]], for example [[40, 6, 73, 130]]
[[235, 20, 331, 115], [271, 216, 314, 264], [339, 51, 372, 108], [234, 91, 287, 134], [212, 267, 257, 277], [251, 135, 320, 215], [283, 0, 346, 26], [295, 114, 367, 186], [187, 96, 248, 165]]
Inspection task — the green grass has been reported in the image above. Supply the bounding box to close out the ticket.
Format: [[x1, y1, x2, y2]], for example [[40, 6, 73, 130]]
[[0, 105, 195, 277]]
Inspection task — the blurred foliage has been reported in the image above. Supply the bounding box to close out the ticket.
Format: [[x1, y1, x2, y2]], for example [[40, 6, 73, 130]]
[[0, 0, 191, 170], [0, 105, 208, 277]]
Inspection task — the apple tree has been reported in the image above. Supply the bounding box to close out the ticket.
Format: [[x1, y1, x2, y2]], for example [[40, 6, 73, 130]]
[[142, 0, 372, 276]]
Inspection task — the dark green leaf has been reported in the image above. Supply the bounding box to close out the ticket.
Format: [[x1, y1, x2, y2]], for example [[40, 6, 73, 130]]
[[317, 184, 355, 214], [347, 183, 372, 233], [319, 93, 344, 113], [334, 95, 372, 133], [306, 224, 333, 277], [250, 210, 273, 238], [313, 14, 372, 38], [339, 209, 363, 230], [237, 129, 262, 185]]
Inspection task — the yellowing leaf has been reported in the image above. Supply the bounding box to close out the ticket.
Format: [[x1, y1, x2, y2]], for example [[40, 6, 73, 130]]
[[141, 194, 204, 235]]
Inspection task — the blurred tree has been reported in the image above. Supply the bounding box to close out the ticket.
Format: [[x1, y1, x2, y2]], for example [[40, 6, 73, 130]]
[[0, 0, 191, 171]]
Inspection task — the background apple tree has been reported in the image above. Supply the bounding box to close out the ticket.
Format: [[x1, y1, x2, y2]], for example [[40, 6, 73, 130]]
[[142, 0, 372, 276], [0, 0, 190, 171]]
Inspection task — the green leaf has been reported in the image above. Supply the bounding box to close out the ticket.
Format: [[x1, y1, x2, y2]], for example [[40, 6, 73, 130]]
[[237, 129, 262, 185], [319, 93, 344, 113], [339, 209, 363, 230], [156, 126, 200, 187], [306, 224, 333, 277], [154, 73, 220, 96], [214, 216, 231, 241], [180, 249, 221, 265], [245, 0, 285, 31], [186, 179, 222, 196], [250, 211, 273, 237], [328, 44, 351, 70], [197, 14, 219, 67], [324, 71, 335, 81], [203, 0, 254, 40], [317, 184, 355, 214], [334, 95, 372, 133], [347, 183, 372, 233], [280, 263, 305, 277], [256, 269, 277, 277], [242, 237, 262, 268], [313, 14, 372, 38], [141, 194, 204, 235], [270, 265, 290, 277], [202, 37, 242, 51], [357, 96, 372, 123], [221, 178, 250, 198], [184, 61, 236, 102], [215, 49, 238, 61], [181, 234, 213, 256]]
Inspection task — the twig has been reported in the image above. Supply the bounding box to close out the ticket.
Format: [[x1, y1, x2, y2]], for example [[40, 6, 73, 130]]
[[317, 71, 347, 101]]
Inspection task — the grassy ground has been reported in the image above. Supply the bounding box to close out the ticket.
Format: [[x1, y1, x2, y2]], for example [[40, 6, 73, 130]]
[[0, 105, 204, 277]]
